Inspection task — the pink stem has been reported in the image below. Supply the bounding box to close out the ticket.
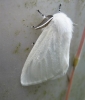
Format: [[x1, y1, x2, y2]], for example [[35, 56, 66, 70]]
[[76, 27, 85, 58], [65, 68, 75, 100], [65, 27, 85, 100]]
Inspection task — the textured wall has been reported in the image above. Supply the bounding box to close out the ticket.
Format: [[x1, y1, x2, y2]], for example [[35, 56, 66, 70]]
[[0, 0, 85, 100]]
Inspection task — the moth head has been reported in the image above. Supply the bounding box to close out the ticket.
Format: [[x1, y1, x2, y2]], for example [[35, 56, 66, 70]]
[[32, 4, 62, 30], [32, 15, 53, 30]]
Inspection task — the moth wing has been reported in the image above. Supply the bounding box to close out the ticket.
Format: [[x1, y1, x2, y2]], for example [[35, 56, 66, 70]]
[[21, 15, 72, 86]]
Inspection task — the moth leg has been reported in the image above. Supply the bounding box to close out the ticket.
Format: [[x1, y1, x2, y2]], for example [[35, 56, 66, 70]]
[[66, 67, 74, 82], [31, 25, 35, 29], [31, 10, 46, 29], [67, 75, 70, 82], [73, 23, 78, 26], [37, 10, 46, 18], [31, 42, 35, 46]]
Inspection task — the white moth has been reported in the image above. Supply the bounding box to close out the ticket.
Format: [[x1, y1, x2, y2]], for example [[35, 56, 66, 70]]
[[21, 8, 73, 86]]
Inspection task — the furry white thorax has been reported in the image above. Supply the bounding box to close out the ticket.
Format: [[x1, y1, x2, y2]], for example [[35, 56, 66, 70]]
[[52, 12, 73, 38]]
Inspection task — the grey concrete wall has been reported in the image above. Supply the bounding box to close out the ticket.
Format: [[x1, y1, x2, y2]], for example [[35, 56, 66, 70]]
[[0, 0, 85, 100]]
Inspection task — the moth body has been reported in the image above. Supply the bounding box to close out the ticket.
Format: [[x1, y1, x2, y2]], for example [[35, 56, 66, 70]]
[[21, 12, 73, 86]]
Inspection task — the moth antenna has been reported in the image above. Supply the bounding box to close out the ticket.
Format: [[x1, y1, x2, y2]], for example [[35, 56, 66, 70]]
[[59, 4, 62, 12], [37, 10, 46, 18]]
